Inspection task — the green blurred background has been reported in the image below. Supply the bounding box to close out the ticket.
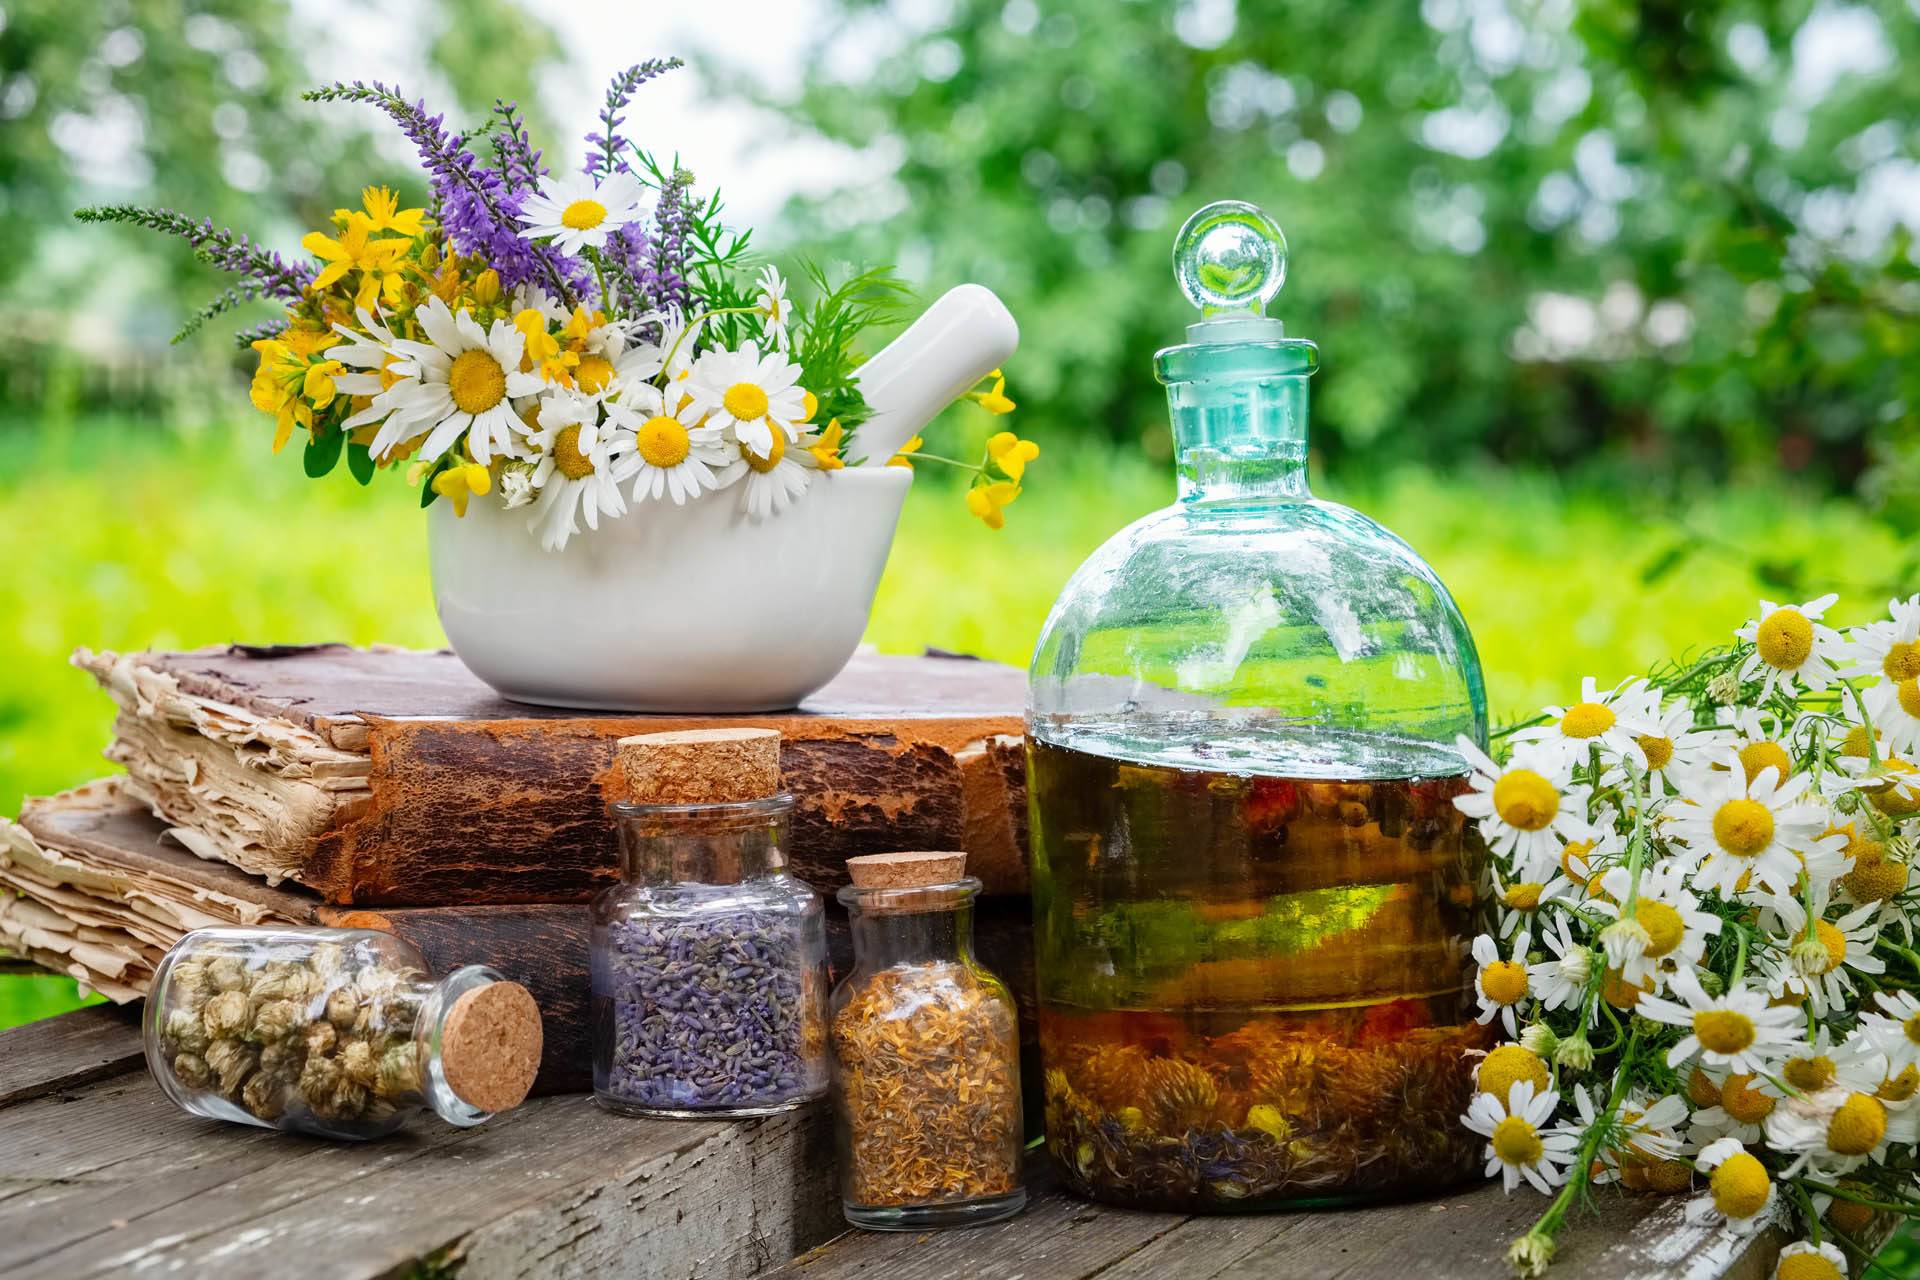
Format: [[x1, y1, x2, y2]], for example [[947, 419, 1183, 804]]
[[2, 0, 1917, 1173]]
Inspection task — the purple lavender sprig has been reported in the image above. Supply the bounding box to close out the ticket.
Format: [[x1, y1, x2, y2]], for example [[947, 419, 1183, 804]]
[[583, 58, 684, 181], [303, 81, 585, 304], [73, 205, 311, 300], [644, 167, 695, 314], [484, 99, 546, 196]]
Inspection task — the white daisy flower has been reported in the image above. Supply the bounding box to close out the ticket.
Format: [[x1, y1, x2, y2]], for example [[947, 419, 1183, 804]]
[[1460, 1080, 1577, 1195], [1556, 815, 1626, 888], [1860, 990, 1920, 1075], [685, 340, 807, 457], [1735, 593, 1844, 698], [517, 169, 648, 255], [1761, 902, 1885, 1014], [1687, 1068, 1781, 1145], [523, 390, 627, 551], [1574, 1086, 1689, 1187], [1604, 685, 1730, 796], [1864, 675, 1920, 758], [326, 306, 403, 400], [1495, 873, 1569, 940], [754, 263, 792, 352], [1453, 738, 1589, 881], [508, 282, 571, 326], [1771, 1241, 1849, 1280], [1591, 864, 1721, 988], [1512, 676, 1660, 768], [351, 296, 544, 464], [1684, 1137, 1776, 1235], [606, 383, 730, 506], [1637, 966, 1804, 1074], [1527, 914, 1595, 1012], [1665, 749, 1831, 898], [1844, 594, 1920, 688], [729, 428, 815, 520], [1471, 931, 1531, 1037], [1763, 1084, 1908, 1176]]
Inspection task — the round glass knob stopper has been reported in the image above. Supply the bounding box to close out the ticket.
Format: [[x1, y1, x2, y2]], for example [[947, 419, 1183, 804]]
[[1173, 200, 1289, 317]]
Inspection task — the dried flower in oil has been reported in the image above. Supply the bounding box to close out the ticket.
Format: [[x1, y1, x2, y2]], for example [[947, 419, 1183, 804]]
[[1139, 1057, 1220, 1134]]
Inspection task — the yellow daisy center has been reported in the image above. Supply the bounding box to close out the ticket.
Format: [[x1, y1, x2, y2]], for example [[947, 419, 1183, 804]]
[[560, 198, 607, 230], [1636, 901, 1685, 958], [1476, 1044, 1548, 1101], [1560, 701, 1615, 738], [1712, 799, 1775, 857], [1784, 1054, 1835, 1092], [1737, 740, 1792, 786], [723, 381, 770, 422], [1492, 769, 1558, 831], [1756, 607, 1814, 669], [1603, 969, 1649, 1010], [552, 425, 594, 480], [1709, 1151, 1770, 1219], [1693, 1009, 1756, 1055], [1636, 735, 1675, 771], [742, 430, 785, 475], [1841, 725, 1874, 759], [1480, 960, 1528, 1006], [1828, 1187, 1876, 1236], [575, 354, 615, 395], [1490, 1115, 1543, 1166], [1812, 919, 1847, 973], [1871, 760, 1920, 816], [1561, 840, 1595, 879], [1826, 1093, 1887, 1156], [1900, 679, 1920, 720], [1503, 882, 1544, 911], [448, 348, 507, 415], [1687, 1067, 1722, 1108], [1885, 641, 1920, 682], [1843, 841, 1903, 903], [1777, 1254, 1844, 1280], [1720, 1073, 1775, 1124], [1904, 1013, 1920, 1047], [636, 415, 691, 469], [1880, 1065, 1920, 1102]]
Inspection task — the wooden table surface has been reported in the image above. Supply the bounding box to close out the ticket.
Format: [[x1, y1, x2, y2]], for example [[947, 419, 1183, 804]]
[[0, 1006, 1789, 1280]]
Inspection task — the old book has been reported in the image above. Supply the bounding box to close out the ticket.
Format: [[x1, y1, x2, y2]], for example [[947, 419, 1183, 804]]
[[4, 782, 1038, 1096], [75, 644, 1030, 906]]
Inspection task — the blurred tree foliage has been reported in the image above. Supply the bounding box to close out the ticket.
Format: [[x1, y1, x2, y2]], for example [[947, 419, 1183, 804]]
[[764, 0, 1920, 532], [0, 0, 559, 322]]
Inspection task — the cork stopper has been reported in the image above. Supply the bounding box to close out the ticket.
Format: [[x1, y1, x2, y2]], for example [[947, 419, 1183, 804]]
[[616, 727, 782, 805], [846, 850, 968, 889], [439, 981, 543, 1115]]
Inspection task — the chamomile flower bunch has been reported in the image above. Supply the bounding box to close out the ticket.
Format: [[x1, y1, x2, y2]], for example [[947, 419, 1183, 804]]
[[77, 60, 1037, 550], [1458, 594, 1920, 1277]]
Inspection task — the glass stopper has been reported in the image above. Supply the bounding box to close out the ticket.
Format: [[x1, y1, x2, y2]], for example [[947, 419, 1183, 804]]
[[1173, 200, 1289, 317]]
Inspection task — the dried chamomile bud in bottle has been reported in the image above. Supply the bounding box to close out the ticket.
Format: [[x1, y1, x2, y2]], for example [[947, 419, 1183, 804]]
[[144, 927, 542, 1140]]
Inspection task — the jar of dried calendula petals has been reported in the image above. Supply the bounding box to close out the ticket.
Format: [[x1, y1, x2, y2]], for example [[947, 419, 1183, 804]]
[[144, 927, 542, 1140], [829, 851, 1026, 1230]]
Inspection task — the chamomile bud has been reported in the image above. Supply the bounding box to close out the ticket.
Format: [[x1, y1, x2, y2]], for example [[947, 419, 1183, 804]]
[[1554, 1033, 1594, 1072], [1520, 1023, 1559, 1057]]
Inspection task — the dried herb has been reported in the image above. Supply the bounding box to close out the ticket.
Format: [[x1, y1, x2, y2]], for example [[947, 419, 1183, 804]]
[[1042, 1009, 1487, 1209], [830, 961, 1021, 1207], [599, 911, 826, 1110], [156, 938, 425, 1137]]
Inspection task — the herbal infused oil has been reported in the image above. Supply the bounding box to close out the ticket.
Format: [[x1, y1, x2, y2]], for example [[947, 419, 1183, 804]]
[[1029, 734, 1486, 1209]]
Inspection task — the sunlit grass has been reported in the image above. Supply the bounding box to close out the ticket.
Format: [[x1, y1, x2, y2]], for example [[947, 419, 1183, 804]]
[[0, 417, 1894, 1028]]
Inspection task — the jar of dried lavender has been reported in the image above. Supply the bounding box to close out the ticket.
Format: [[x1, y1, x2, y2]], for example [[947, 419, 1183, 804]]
[[830, 851, 1026, 1231], [143, 926, 543, 1140], [590, 728, 829, 1118]]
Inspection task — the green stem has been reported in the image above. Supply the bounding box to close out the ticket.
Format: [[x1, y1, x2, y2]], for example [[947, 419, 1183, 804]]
[[1797, 1177, 1920, 1213], [1728, 921, 1751, 987], [1520, 1034, 1639, 1250]]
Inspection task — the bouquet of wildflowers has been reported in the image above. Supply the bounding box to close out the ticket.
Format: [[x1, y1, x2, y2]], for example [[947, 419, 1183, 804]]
[[76, 60, 1034, 550], [1456, 592, 1920, 1278]]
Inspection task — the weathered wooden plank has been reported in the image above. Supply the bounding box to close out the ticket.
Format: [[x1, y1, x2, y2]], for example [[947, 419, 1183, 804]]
[[0, 1060, 839, 1280], [0, 1003, 143, 1106]]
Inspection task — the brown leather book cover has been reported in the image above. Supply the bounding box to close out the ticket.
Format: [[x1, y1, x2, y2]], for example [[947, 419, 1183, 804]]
[[75, 645, 1031, 907]]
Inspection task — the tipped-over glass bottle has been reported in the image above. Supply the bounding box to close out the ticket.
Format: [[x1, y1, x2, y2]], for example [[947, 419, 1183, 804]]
[[1027, 201, 1490, 1210], [145, 926, 542, 1140]]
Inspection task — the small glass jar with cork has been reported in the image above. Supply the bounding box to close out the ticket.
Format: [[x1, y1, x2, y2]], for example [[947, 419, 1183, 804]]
[[144, 926, 543, 1140], [590, 727, 830, 1117], [829, 850, 1026, 1230]]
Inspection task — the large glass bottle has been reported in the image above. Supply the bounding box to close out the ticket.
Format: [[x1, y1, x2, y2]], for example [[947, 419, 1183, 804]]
[[1027, 202, 1490, 1210]]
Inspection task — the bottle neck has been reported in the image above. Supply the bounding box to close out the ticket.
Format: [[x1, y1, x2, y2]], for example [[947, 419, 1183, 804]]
[[839, 881, 980, 971], [1157, 337, 1318, 508], [611, 797, 794, 885]]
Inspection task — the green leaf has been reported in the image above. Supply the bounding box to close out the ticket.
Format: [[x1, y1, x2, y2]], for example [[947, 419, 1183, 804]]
[[346, 442, 375, 486], [303, 426, 344, 478]]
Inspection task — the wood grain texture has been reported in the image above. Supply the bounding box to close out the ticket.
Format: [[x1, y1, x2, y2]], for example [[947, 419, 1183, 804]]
[[0, 1003, 143, 1106], [78, 646, 1033, 905]]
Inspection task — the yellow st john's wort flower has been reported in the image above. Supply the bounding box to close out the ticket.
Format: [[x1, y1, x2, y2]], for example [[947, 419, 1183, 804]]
[[986, 430, 1040, 481], [430, 462, 493, 517], [969, 368, 1016, 415], [966, 480, 1022, 530], [888, 435, 923, 469], [807, 419, 846, 471], [250, 333, 342, 453], [355, 185, 427, 237], [516, 308, 577, 385], [302, 213, 410, 295]]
